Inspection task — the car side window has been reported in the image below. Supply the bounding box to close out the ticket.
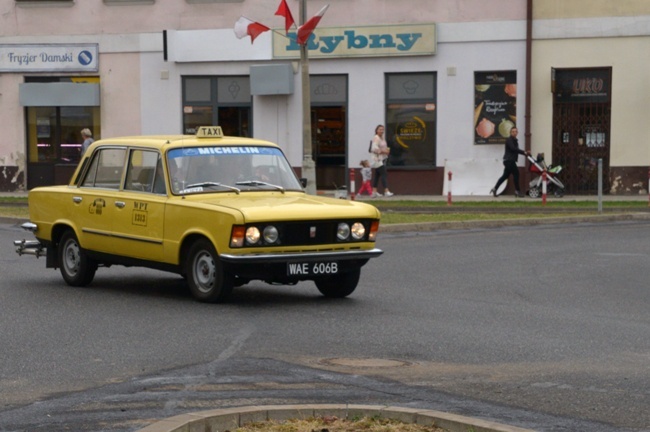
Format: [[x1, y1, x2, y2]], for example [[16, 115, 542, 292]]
[[81, 148, 126, 189], [125, 149, 165, 194]]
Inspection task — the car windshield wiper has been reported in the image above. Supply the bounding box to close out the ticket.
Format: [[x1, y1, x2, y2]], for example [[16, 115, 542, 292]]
[[236, 180, 285, 193], [183, 182, 241, 194]]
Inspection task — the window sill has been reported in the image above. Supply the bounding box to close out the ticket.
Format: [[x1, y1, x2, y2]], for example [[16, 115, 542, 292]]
[[185, 0, 243, 3], [16, 1, 74, 7], [103, 0, 155, 4]]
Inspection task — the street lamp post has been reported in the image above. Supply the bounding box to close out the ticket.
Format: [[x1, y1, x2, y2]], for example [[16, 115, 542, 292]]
[[299, 0, 317, 195]]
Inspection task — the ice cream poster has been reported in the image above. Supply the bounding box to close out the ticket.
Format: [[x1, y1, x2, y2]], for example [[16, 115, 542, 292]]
[[474, 71, 517, 145]]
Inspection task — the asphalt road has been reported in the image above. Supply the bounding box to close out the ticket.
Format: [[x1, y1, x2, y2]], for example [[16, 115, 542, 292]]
[[0, 219, 648, 432]]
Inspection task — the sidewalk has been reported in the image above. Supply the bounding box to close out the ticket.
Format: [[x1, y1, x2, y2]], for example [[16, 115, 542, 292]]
[[350, 192, 649, 202]]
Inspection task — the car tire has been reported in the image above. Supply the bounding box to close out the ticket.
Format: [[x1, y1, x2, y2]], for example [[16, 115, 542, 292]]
[[315, 268, 360, 298], [528, 187, 540, 198], [58, 230, 97, 287], [186, 239, 233, 303]]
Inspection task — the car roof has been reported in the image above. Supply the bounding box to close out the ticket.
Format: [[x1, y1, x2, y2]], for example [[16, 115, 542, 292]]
[[92, 134, 280, 152]]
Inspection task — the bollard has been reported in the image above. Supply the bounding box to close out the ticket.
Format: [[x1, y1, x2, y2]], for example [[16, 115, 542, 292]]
[[598, 158, 603, 214], [447, 171, 453, 206], [349, 168, 356, 201], [542, 170, 547, 205]]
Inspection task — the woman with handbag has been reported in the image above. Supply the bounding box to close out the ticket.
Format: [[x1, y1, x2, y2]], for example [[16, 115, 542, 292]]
[[369, 124, 394, 197]]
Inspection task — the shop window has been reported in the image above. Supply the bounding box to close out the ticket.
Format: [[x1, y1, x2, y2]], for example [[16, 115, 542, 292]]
[[26, 106, 100, 165], [385, 73, 437, 167], [182, 76, 251, 136]]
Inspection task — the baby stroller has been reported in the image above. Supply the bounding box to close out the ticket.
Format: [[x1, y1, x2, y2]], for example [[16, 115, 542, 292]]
[[527, 153, 565, 198]]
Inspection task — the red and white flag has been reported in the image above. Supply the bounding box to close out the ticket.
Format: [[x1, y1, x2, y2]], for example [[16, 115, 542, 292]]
[[296, 4, 329, 45], [275, 0, 295, 34], [234, 16, 270, 43]]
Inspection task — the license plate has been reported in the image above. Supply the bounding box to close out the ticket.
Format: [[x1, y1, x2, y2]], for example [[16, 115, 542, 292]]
[[287, 261, 338, 276]]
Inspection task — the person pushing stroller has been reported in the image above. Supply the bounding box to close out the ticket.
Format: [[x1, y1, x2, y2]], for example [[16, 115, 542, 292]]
[[490, 127, 530, 197]]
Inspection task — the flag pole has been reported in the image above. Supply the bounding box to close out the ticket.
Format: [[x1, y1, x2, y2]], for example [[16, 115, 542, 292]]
[[300, 0, 317, 195]]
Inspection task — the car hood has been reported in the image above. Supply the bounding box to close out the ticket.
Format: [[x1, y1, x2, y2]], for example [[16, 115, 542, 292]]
[[186, 192, 380, 221]]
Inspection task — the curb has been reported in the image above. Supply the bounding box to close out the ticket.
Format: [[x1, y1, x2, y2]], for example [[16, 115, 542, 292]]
[[135, 404, 536, 432], [379, 212, 650, 233], [0, 217, 26, 225]]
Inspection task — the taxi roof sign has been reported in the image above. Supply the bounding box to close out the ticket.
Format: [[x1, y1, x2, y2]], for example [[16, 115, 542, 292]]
[[196, 126, 224, 138]]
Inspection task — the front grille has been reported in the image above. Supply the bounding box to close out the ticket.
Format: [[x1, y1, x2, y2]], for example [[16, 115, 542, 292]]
[[281, 221, 335, 245]]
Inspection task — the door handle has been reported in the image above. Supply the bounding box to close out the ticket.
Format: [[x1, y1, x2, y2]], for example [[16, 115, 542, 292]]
[[72, 196, 82, 204], [115, 201, 126, 208]]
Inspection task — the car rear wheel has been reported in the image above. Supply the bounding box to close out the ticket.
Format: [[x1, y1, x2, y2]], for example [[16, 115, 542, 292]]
[[528, 187, 540, 198], [58, 230, 97, 287], [186, 239, 233, 303], [315, 268, 360, 298]]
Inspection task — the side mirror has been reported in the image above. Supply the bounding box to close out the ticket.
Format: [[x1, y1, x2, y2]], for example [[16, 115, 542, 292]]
[[299, 178, 307, 188]]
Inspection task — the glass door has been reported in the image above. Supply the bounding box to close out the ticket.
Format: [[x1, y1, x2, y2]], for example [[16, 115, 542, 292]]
[[312, 106, 346, 190], [26, 106, 100, 188]]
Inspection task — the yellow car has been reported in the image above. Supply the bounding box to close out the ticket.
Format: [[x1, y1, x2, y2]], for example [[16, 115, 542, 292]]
[[15, 127, 382, 302]]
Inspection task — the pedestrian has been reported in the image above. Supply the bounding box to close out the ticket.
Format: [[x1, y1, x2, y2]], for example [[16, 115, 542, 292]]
[[80, 128, 94, 157], [358, 160, 373, 196], [369, 124, 393, 197], [490, 127, 529, 198]]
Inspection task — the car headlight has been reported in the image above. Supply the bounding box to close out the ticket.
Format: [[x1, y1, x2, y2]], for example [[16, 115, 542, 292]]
[[263, 225, 279, 244], [337, 222, 350, 240], [245, 226, 261, 245], [351, 222, 365, 240]]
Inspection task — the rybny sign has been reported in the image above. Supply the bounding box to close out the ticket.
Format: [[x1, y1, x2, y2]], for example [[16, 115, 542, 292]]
[[273, 23, 436, 59]]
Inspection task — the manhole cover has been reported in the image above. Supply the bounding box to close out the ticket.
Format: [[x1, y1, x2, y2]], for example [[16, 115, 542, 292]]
[[319, 358, 413, 368]]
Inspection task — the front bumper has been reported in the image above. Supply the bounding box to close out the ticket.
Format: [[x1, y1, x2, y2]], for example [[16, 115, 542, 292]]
[[220, 248, 383, 282], [220, 248, 383, 264]]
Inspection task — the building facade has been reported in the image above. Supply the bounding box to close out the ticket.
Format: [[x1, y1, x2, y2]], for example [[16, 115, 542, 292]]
[[1, 0, 647, 195], [531, 0, 650, 195]]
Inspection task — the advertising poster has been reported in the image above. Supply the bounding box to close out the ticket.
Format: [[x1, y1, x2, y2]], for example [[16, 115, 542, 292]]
[[474, 71, 517, 145]]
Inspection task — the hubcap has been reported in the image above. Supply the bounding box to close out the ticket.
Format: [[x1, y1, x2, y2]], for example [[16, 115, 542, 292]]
[[63, 240, 80, 275], [193, 251, 215, 293]]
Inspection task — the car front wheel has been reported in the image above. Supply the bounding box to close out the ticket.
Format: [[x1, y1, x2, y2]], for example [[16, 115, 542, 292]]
[[315, 268, 360, 298], [186, 239, 233, 303], [58, 230, 97, 286]]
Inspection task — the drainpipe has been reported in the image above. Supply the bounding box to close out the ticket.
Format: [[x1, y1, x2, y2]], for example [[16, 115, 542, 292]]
[[525, 0, 532, 153]]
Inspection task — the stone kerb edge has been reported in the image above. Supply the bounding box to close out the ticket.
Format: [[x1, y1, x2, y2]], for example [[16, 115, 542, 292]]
[[135, 404, 537, 432]]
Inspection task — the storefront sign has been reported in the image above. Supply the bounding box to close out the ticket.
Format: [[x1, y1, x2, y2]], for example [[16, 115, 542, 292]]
[[474, 71, 517, 145], [0, 44, 99, 72], [273, 24, 436, 59], [553, 68, 611, 104]]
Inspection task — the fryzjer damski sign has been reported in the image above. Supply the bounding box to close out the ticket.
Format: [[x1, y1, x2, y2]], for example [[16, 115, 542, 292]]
[[273, 23, 436, 59], [0, 44, 99, 72]]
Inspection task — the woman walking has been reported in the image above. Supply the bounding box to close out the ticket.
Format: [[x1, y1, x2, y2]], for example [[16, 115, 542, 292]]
[[369, 124, 394, 197]]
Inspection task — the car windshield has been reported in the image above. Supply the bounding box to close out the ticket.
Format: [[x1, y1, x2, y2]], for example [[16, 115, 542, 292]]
[[166, 145, 304, 195]]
